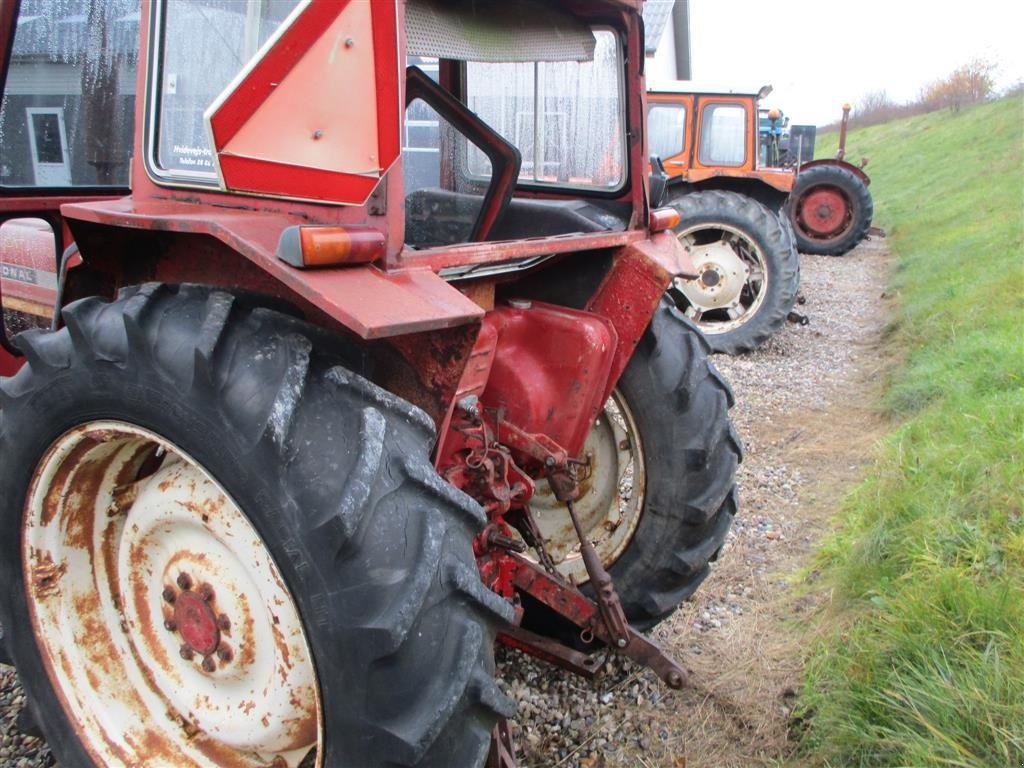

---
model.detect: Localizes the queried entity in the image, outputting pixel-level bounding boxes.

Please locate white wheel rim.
[23,421,321,768]
[674,222,770,334]
[528,389,645,583]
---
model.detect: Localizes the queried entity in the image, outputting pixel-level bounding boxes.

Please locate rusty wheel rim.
[673,222,768,334]
[23,421,321,768]
[528,389,645,583]
[797,186,851,238]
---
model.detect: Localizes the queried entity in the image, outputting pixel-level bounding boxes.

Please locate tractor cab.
[646,83,795,195]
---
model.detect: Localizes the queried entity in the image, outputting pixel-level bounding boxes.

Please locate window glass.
[403,98,491,248]
[0,0,138,188]
[648,104,686,160]
[698,103,746,166]
[154,0,300,178]
[465,30,624,190]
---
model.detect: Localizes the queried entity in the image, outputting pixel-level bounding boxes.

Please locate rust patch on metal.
[63,449,120,554]
[30,551,66,599]
[39,439,95,526]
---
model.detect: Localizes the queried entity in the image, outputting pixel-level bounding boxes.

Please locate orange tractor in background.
[0,1,740,766]
[647,85,874,353]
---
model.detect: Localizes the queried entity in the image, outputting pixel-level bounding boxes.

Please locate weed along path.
[502,235,894,768]
[0,238,892,768]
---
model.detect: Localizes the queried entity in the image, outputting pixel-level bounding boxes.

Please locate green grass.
[798,95,1024,767]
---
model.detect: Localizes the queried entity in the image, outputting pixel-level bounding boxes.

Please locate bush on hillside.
[919,58,996,112]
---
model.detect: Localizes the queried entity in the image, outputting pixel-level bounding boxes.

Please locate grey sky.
[668,0,1024,126]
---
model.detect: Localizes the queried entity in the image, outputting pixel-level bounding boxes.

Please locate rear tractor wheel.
[667,190,800,355]
[524,299,742,630]
[787,163,873,255]
[0,284,513,768]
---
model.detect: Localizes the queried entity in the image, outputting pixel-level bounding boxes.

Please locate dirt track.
[504,236,892,767]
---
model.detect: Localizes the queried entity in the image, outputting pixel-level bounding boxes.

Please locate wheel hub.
[527,390,645,582]
[164,577,234,672]
[173,589,219,656]
[677,241,749,311]
[799,186,849,236]
[700,270,721,287]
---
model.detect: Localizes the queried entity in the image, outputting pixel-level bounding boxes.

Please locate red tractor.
[761,102,875,257]
[0,1,739,766]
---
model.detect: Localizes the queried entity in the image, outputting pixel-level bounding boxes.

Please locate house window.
[0,0,137,188]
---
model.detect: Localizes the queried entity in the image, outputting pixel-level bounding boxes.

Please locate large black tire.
[605,300,742,625]
[787,163,873,255]
[522,299,741,634]
[668,190,800,355]
[0,283,513,768]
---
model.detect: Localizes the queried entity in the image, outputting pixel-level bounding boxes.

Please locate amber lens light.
[276,226,385,268]
[649,207,681,233]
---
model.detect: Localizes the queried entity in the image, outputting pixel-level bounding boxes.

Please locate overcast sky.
[665,0,1024,126]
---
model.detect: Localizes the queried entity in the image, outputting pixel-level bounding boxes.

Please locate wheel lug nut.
[198,583,215,603]
[179,644,194,661]
[202,656,217,673]
[164,618,178,632]
[217,614,231,632]
[162,586,176,604]
[216,643,233,663]
[176,572,193,591]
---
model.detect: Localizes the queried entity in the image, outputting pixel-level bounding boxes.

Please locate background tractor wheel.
[667,190,800,355]
[525,299,741,631]
[0,283,513,768]
[787,163,874,255]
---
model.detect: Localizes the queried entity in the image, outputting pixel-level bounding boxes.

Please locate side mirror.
[1,218,61,352]
[649,156,669,209]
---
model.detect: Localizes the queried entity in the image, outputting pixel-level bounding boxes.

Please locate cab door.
[646,93,693,179]
[691,96,756,175]
[0,0,135,373]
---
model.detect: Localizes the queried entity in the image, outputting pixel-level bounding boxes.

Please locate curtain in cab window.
[648,104,686,160]
[699,103,746,166]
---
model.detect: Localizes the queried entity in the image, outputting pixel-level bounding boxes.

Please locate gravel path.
[0,237,890,767]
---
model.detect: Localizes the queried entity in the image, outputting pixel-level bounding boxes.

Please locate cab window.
[648,103,686,160]
[698,102,746,166]
[151,0,301,181]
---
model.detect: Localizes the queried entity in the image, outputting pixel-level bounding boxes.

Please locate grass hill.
[799,95,1024,766]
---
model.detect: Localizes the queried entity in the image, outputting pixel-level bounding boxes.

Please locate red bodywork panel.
[61,198,484,339]
[0,219,57,321]
[482,303,617,458]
